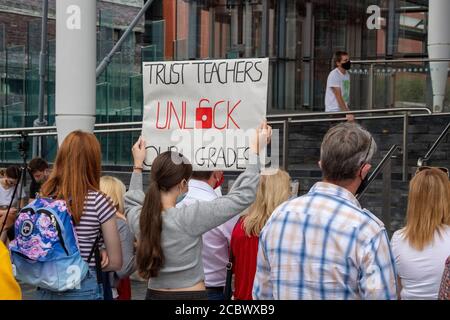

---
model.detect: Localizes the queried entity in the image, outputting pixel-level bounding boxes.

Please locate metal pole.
[244,0,253,58]
[428,0,450,113]
[382,157,392,236]
[402,112,409,181]
[33,0,49,157]
[368,64,374,110]
[96,0,155,78]
[282,118,290,170]
[261,0,269,57]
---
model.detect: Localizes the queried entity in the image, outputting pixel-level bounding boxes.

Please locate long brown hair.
[40,131,102,223]
[137,151,192,279]
[243,169,291,237]
[403,168,450,250]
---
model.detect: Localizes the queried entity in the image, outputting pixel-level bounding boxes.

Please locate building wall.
[0,0,144,49]
[102,0,144,8]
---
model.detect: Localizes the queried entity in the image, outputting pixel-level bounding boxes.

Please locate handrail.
[267,107,432,119]
[417,121,450,166]
[0,107,433,134]
[356,144,401,200]
[352,58,450,64]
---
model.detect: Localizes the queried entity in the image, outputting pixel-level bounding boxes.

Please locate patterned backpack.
[9,196,90,291]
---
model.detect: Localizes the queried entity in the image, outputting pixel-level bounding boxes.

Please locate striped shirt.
[75,190,116,267]
[253,182,397,300]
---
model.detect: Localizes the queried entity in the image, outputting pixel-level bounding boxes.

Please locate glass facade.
[0,0,448,164]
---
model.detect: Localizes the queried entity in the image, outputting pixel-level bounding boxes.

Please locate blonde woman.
[100,176,136,300]
[230,169,292,300]
[391,167,450,300]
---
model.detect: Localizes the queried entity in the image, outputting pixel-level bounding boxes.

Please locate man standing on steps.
[325,51,354,122]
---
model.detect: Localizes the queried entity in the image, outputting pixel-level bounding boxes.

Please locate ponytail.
[136,151,193,279]
[136,181,165,279]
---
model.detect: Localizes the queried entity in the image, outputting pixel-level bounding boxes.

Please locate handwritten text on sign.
[142,58,269,170]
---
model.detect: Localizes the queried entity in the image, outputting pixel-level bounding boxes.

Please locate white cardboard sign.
[142,58,269,170]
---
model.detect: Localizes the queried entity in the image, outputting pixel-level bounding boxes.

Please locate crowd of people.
[0,121,449,300]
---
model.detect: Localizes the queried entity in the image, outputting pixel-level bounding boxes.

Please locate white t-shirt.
[0,181,26,207]
[325,68,350,112]
[391,226,450,300]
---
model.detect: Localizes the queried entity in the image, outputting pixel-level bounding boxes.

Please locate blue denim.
[207,290,225,300]
[102,271,113,300]
[35,268,103,300]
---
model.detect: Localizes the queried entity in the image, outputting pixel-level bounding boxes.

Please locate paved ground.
[21,278,148,300]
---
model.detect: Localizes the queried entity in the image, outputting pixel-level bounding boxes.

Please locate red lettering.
[213,100,226,130]
[182,101,193,129]
[155,101,169,129]
[227,100,241,129]
[155,99,241,130]
[169,101,183,129]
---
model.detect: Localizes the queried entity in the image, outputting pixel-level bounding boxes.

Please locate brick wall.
[0,0,144,48]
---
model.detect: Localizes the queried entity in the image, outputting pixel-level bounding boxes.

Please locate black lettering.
[203,62,214,83]
[148,64,155,84]
[192,62,204,83]
[227,148,237,168]
[253,61,263,82]
[226,61,236,84]
[236,147,249,170]
[180,62,187,84]
[235,61,246,83]
[244,61,254,81]
[216,147,227,167]
[170,63,181,84]
[208,147,217,168]
[143,146,160,167]
[195,147,206,167]
[213,62,226,84]
[156,64,166,84]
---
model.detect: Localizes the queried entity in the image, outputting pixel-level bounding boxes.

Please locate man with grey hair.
[253,122,397,300]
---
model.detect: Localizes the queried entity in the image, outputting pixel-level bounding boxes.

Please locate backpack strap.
[224,217,242,300]
[87,234,103,285]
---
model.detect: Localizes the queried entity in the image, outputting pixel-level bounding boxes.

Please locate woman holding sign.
[124,122,271,300]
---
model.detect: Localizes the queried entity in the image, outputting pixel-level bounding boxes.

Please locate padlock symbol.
[195,99,213,129]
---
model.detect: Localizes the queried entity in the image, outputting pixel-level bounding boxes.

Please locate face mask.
[213,174,224,189]
[176,192,187,204]
[341,61,351,70]
[176,179,188,204]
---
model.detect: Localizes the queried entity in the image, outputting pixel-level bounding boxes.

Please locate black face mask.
[341,61,351,70]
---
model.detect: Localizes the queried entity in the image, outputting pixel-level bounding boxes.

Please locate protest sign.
[142,58,269,170]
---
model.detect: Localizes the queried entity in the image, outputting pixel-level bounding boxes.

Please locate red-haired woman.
[37,131,122,300]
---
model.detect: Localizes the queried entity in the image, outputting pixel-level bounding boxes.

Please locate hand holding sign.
[250,120,272,155]
[132,136,146,169]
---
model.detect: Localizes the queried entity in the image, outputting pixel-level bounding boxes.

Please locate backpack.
[8,196,90,292]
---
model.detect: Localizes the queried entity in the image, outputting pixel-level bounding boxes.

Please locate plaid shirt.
[253,182,397,300]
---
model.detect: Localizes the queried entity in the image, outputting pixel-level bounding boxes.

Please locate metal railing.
[351,58,450,111]
[356,144,401,235]
[269,107,432,181]
[0,107,434,181]
[417,121,450,166]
